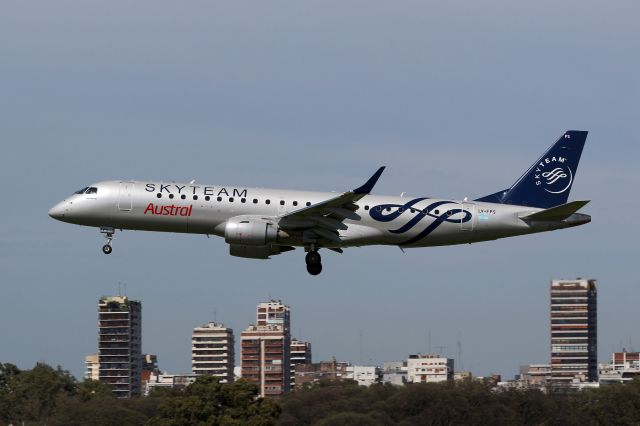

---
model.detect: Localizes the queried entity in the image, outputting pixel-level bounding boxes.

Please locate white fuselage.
[49,180,585,249]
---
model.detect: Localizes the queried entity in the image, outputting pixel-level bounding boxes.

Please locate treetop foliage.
[3,362,640,425]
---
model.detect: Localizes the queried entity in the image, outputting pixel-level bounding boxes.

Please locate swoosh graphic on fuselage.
[369,198,472,246]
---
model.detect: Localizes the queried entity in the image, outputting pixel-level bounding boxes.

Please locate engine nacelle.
[224,216,279,246]
[229,244,280,259]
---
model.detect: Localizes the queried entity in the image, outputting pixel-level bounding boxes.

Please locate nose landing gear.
[305,250,322,275]
[100,226,115,255]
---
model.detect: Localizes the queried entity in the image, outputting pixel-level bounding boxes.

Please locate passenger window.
[306,202,311,206]
[157,193,162,198]
[434,210,439,215]
[169,194,174,199]
[253,199,258,204]
[241,198,246,203]
[280,200,285,206]
[217,197,222,202]
[293,201,298,206]
[398,208,404,213]
[410,208,415,213]
[180,194,186,200]
[205,196,210,201]
[229,197,234,202]
[364,205,369,210]
[193,195,198,200]
[266,200,271,205]
[386,207,391,212]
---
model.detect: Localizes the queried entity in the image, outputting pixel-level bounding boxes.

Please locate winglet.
[353,166,386,194]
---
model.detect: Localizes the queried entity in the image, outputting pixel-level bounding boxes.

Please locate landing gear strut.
[305,250,322,275]
[100,226,115,255]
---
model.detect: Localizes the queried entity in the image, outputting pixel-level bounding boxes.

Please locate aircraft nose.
[48,201,66,220]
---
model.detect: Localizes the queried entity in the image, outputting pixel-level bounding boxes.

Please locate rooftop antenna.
[428,330,432,354]
[118,281,122,296]
[124,282,127,297]
[213,307,217,323]
[359,329,363,365]
[435,345,447,356]
[457,330,464,371]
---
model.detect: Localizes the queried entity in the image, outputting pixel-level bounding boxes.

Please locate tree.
[149,376,280,426]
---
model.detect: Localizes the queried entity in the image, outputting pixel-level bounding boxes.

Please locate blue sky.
[1,0,638,379]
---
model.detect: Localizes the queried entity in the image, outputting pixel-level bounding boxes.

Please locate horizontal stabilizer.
[520,200,590,222]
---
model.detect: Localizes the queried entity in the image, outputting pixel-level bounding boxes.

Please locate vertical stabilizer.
[475,130,587,208]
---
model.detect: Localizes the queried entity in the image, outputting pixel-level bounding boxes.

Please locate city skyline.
[1,1,638,382]
[82,280,609,390]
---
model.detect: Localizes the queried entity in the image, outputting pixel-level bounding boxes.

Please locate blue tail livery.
[475,130,587,208]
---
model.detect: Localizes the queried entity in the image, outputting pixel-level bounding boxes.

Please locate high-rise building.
[407,354,454,383]
[290,338,312,389]
[84,354,99,381]
[141,354,159,389]
[550,278,597,385]
[97,295,142,397]
[241,300,291,398]
[257,300,290,333]
[192,322,235,383]
[241,324,290,397]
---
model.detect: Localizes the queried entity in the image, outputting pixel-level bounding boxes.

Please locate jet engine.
[224,216,282,246]
[224,216,293,259]
[229,244,294,259]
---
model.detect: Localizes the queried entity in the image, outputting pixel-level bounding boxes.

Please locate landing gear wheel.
[102,244,112,255]
[306,263,322,275]
[305,251,321,265]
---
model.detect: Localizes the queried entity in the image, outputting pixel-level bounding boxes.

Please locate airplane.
[49,130,590,275]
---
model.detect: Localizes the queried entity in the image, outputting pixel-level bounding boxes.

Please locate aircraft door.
[118,181,134,212]
[461,202,474,231]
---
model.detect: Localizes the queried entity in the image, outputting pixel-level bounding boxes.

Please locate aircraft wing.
[277,167,385,245]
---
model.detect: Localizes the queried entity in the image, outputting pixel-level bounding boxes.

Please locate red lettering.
[143,203,193,217]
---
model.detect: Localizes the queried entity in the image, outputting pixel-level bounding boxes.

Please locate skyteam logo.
[369,198,472,246]
[534,156,573,194]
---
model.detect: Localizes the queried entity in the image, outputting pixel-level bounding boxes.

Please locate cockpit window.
[86,187,98,194]
[74,187,89,194]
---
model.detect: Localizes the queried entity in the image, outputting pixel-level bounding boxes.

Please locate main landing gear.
[305,250,322,276]
[100,226,115,255]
